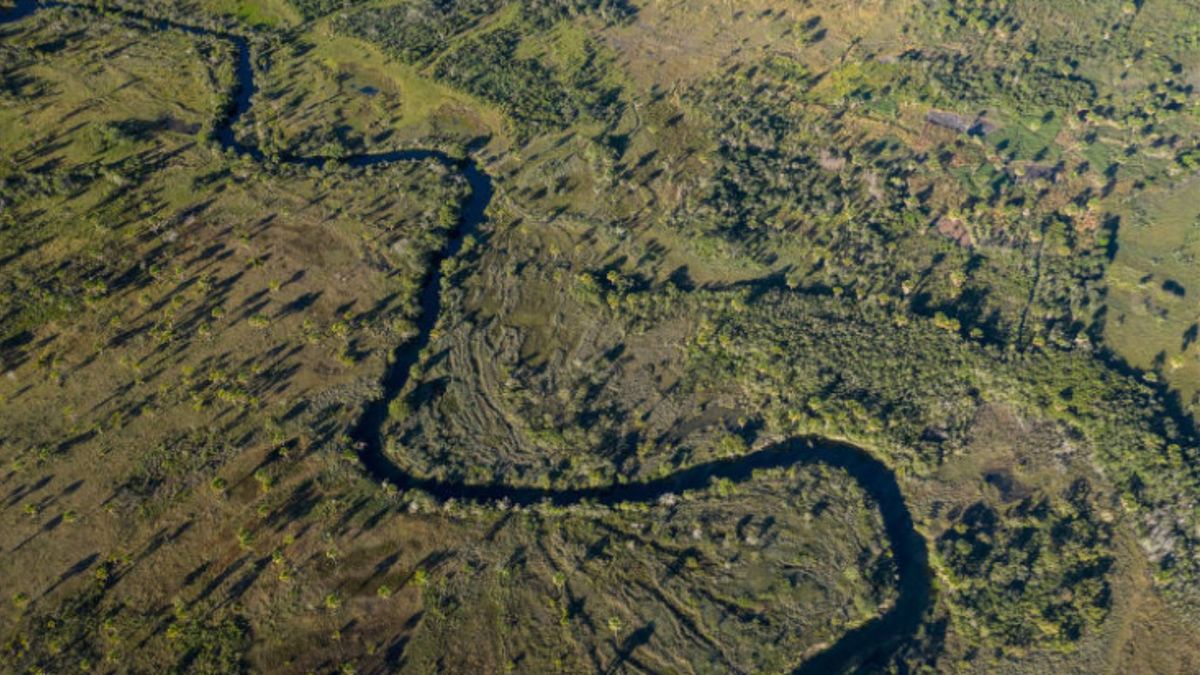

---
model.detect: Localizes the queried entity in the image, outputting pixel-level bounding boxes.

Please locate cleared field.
[1105,177,1200,405]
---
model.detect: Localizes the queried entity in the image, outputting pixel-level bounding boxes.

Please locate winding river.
[2,2,933,671]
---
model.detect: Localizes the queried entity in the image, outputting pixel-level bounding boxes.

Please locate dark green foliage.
[938,482,1113,654]
[0,557,141,673]
[434,27,580,135]
[334,0,500,63]
[1,585,110,672]
[918,52,1098,112]
[338,0,625,138]
[333,0,631,55]
[0,42,44,100]
[1178,146,1200,169]
[687,291,982,468]
[519,0,635,27]
[675,63,917,257]
[4,588,250,674]
[930,0,1021,34]
[166,607,251,674]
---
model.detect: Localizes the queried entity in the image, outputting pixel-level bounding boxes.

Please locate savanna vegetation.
[7,0,1200,673]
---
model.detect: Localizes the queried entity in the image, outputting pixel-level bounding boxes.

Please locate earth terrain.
[5,0,1200,673]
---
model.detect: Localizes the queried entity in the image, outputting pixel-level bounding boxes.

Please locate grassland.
[204,0,300,27]
[1104,177,1200,402]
